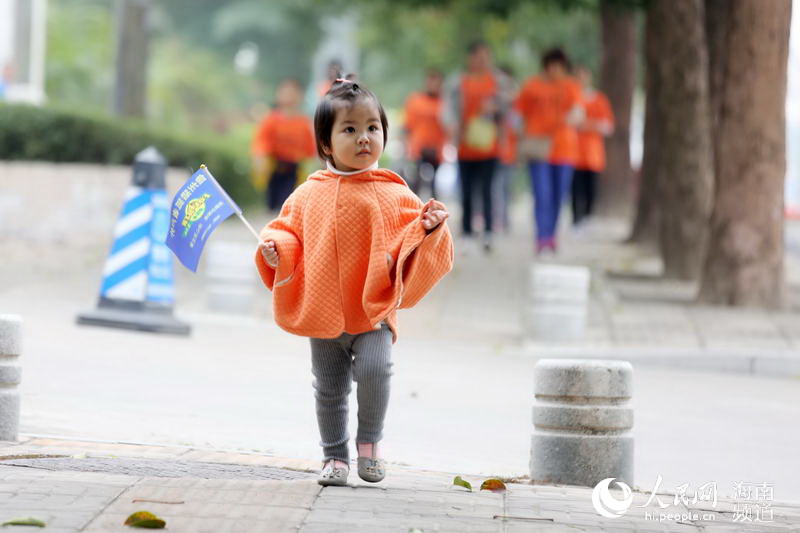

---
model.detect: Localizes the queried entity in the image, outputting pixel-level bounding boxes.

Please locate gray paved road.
[2,202,800,504]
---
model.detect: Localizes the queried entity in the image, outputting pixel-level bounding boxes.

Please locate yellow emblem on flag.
[181,193,211,236]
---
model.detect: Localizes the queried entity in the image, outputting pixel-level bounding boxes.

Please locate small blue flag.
[166,166,240,272]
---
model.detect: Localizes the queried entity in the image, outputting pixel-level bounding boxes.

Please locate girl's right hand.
[259,240,279,268]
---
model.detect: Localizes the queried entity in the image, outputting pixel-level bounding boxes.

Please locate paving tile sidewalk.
[1,437,798,532]
[519,214,800,378]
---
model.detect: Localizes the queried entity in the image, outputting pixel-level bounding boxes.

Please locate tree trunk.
[596,0,637,216]
[651,0,713,280]
[628,6,661,246]
[699,0,791,307]
[113,0,149,118]
[704,0,729,133]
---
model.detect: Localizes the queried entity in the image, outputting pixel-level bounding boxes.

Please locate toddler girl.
[255,79,454,486]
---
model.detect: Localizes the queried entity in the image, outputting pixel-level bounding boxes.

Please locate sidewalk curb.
[523,344,800,378]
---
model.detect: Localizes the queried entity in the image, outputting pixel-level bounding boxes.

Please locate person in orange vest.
[443,40,513,253]
[573,66,614,225]
[256,79,454,487]
[251,79,316,212]
[515,48,583,254]
[403,68,447,199]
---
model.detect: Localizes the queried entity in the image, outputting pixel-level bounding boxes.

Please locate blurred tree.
[649,0,713,280]
[148,37,259,133]
[46,0,328,136]
[355,0,600,108]
[46,0,114,111]
[596,0,636,214]
[699,0,791,306]
[628,6,661,247]
[704,0,728,134]
[113,0,149,118]
[153,1,325,88]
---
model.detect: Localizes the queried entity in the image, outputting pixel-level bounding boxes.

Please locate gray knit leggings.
[310,323,394,462]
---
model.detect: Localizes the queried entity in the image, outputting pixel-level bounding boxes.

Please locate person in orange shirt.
[443,40,512,252]
[404,68,447,199]
[252,79,316,212]
[573,66,614,225]
[255,80,453,487]
[515,48,583,254]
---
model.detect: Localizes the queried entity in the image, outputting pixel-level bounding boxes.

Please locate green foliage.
[0,104,255,205]
[148,37,261,132]
[153,0,328,87]
[356,0,601,107]
[385,0,645,14]
[45,0,273,141]
[45,0,114,112]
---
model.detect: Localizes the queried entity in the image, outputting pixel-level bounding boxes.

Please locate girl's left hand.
[421,199,449,232]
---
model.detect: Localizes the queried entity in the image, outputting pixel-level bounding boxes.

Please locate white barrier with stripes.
[99,186,174,305]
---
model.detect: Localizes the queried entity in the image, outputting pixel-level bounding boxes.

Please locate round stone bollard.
[531,359,633,488]
[0,315,22,441]
[525,264,590,342]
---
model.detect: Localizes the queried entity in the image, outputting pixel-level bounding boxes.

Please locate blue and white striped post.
[77,147,190,335]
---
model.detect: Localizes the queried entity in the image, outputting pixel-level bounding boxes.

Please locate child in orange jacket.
[255,79,454,486]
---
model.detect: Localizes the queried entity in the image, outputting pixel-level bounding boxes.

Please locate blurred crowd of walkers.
[250,42,614,256]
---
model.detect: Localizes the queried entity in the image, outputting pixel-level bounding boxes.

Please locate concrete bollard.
[0,315,22,441]
[525,264,590,342]
[530,359,633,488]
[206,241,258,314]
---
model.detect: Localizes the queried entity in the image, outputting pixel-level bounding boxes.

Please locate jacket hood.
[307,168,408,186]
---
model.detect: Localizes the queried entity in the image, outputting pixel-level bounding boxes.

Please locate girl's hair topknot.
[313,78,389,161]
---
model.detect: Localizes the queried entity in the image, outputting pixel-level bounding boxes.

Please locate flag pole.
[200,164,261,243]
[237,212,262,243]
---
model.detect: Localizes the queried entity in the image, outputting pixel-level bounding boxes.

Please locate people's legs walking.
[479,158,497,238]
[585,169,597,218]
[572,169,590,225]
[409,159,423,196]
[419,149,440,200]
[428,162,439,200]
[493,163,513,232]
[263,172,273,211]
[458,160,475,236]
[267,171,282,211]
[268,162,298,211]
[529,160,554,249]
[550,164,574,248]
[310,336,353,463]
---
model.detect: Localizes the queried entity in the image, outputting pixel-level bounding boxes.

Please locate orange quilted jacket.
[254,167,454,342]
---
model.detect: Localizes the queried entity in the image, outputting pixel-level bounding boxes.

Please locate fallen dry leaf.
[124,511,166,529]
[480,478,507,492]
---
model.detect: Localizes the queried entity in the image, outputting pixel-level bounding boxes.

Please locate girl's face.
[326,98,384,172]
